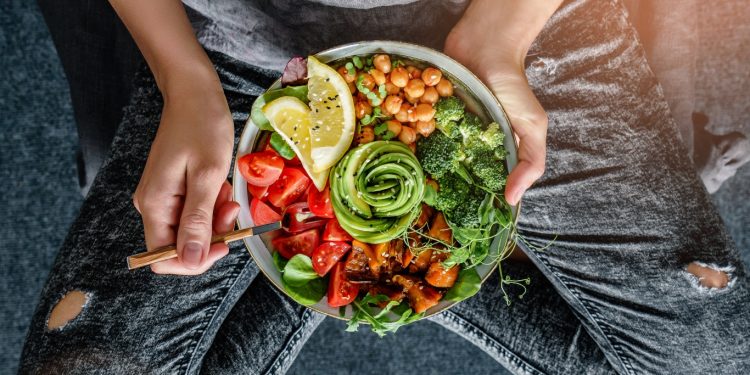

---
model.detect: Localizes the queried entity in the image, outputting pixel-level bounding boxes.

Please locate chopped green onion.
[374,122,389,135]
[345,62,355,76]
[352,56,364,69]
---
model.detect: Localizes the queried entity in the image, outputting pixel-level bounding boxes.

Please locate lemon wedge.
[262,96,328,190]
[306,56,355,172]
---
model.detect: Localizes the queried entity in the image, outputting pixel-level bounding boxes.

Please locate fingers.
[486,70,548,205]
[176,165,227,269]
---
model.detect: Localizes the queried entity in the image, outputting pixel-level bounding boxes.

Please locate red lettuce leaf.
[281,56,308,86]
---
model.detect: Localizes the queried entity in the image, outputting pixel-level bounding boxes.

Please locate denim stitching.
[434,310,545,375]
[182,256,251,374]
[519,239,632,375]
[265,309,318,375]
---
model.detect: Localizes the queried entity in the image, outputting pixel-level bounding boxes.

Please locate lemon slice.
[263,96,328,190]
[307,56,355,172]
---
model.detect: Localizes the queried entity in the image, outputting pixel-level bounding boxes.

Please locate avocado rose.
[330,141,425,243]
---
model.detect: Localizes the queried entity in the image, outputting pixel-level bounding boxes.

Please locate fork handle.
[126,228,255,270]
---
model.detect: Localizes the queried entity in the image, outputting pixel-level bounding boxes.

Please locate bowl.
[232,41,519,320]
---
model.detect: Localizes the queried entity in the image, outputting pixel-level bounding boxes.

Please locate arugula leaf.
[444,268,482,302]
[281,254,326,306]
[346,294,424,337]
[250,85,309,131]
[269,132,296,160]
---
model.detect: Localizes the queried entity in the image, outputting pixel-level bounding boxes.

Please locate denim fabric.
[19,0,750,374]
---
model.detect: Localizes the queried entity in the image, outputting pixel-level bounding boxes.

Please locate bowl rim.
[232,40,522,321]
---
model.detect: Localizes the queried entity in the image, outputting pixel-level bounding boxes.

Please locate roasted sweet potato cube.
[408,248,433,273]
[424,263,460,288]
[413,204,434,228]
[345,244,378,282]
[406,282,443,313]
[427,212,452,244]
[368,284,406,308]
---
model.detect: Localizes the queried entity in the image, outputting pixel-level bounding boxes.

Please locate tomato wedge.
[312,242,352,276]
[238,151,285,186]
[283,202,327,233]
[247,183,269,200]
[307,185,334,218]
[272,229,320,259]
[250,198,281,225]
[322,219,353,242]
[267,167,311,208]
[328,261,360,307]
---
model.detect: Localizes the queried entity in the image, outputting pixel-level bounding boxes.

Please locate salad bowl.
[232,41,519,326]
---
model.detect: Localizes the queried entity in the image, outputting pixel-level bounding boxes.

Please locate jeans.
[20,0,750,374]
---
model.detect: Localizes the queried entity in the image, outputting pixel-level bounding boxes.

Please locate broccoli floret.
[434,96,465,138]
[416,131,462,179]
[479,122,505,150]
[434,172,470,212]
[458,112,482,139]
[446,189,484,228]
[467,149,507,191]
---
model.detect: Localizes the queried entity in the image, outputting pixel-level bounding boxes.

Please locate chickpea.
[357,126,375,144]
[421,67,442,86]
[415,103,436,122]
[355,101,373,119]
[395,103,410,122]
[385,120,402,137]
[398,125,417,144]
[420,86,439,104]
[390,67,409,88]
[337,66,356,83]
[436,78,453,97]
[407,105,418,122]
[383,95,403,115]
[357,73,375,92]
[404,79,425,99]
[406,66,422,79]
[348,81,356,94]
[373,54,392,74]
[415,119,436,137]
[369,69,386,86]
[385,82,400,95]
[404,91,419,104]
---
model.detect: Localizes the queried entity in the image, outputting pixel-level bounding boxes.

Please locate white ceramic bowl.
[232,41,519,320]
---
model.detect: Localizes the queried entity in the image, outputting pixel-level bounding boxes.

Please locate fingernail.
[183,242,203,268]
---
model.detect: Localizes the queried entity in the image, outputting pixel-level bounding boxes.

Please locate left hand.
[443,0,561,205]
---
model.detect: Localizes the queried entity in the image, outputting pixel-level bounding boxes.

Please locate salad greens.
[443,268,482,302]
[345,294,424,337]
[269,132,296,160]
[251,85,309,131]
[277,254,326,306]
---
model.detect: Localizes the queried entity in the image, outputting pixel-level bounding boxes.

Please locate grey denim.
[20,0,750,374]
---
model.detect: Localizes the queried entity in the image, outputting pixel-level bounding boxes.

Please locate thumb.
[486,69,548,205]
[177,166,225,269]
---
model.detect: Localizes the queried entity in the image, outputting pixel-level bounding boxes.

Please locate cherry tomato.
[312,242,352,276]
[272,228,320,259]
[267,167,311,208]
[327,262,360,307]
[250,197,282,225]
[283,202,327,233]
[307,185,334,218]
[247,183,269,201]
[322,219,353,242]
[238,151,285,186]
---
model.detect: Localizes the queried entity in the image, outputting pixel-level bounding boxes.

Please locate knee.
[47,290,89,330]
[685,262,732,290]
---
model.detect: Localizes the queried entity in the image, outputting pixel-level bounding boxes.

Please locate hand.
[444,0,560,205]
[133,78,238,275]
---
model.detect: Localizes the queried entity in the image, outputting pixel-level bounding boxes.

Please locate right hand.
[133,77,239,275]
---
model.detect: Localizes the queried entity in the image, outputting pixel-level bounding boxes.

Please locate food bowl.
[232,41,519,322]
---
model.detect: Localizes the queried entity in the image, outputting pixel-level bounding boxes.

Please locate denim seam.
[182,255,252,374]
[437,310,545,375]
[518,240,632,375]
[264,308,316,375]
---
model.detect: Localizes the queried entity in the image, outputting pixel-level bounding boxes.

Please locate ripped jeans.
[20,0,750,374]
